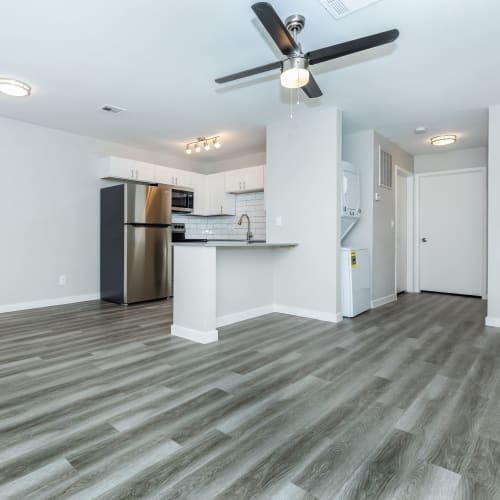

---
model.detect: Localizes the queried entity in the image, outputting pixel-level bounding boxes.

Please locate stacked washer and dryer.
[341,162,371,317]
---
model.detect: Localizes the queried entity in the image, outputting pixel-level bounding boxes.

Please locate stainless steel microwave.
[171,188,194,213]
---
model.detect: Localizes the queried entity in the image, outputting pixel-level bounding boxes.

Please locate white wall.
[487,106,500,326]
[201,151,266,174]
[0,116,191,311]
[414,147,488,173]
[266,107,342,322]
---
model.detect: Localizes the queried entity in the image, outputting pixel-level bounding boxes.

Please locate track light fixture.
[185,136,221,154]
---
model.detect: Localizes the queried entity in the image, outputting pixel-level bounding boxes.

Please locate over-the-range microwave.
[171,187,194,213]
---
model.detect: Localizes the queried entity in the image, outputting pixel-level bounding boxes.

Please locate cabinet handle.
[131,168,134,178]
[136,170,139,179]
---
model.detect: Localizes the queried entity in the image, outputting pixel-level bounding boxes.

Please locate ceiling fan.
[215,2,399,98]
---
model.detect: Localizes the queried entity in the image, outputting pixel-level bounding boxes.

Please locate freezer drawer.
[125,225,170,304]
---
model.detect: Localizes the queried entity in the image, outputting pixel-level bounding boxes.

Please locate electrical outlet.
[59,275,67,286]
[275,216,283,227]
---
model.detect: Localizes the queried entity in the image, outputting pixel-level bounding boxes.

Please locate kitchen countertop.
[172,241,298,248]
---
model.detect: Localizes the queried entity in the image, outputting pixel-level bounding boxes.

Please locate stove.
[171,223,208,243]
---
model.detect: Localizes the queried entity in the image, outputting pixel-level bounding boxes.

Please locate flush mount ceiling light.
[0,78,31,97]
[430,135,456,147]
[186,136,221,154]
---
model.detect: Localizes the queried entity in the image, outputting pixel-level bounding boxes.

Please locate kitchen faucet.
[238,214,253,241]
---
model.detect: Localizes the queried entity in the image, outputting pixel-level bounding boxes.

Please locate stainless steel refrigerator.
[100,183,172,304]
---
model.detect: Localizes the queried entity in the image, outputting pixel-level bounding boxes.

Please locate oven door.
[171,189,194,213]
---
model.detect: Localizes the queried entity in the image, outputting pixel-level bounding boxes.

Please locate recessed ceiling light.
[0,78,31,97]
[415,126,426,134]
[430,135,456,147]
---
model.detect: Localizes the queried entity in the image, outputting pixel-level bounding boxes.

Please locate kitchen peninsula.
[171,241,297,343]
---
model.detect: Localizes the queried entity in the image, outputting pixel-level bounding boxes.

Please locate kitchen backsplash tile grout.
[172,192,266,240]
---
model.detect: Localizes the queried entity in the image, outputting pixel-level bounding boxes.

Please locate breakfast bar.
[171,242,297,343]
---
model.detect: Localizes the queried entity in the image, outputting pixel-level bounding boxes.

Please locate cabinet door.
[135,162,156,183]
[224,170,242,193]
[208,173,235,215]
[191,174,207,215]
[155,166,176,185]
[175,169,193,188]
[242,165,264,192]
[100,157,138,181]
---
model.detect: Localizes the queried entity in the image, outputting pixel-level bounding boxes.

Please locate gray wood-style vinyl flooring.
[0,293,499,499]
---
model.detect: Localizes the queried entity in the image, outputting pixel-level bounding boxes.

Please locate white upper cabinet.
[190,173,208,216]
[99,156,155,183]
[207,173,236,216]
[225,165,265,193]
[99,157,263,217]
[155,166,192,188]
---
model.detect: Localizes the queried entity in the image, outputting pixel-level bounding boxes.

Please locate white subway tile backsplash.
[172,192,266,240]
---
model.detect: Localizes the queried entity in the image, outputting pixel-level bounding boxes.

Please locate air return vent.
[100,104,126,114]
[379,147,393,189]
[318,0,382,19]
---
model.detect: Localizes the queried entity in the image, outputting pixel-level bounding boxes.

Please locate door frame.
[395,166,415,294]
[414,167,487,297]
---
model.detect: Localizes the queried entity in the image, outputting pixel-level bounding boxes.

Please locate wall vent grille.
[318,0,381,19]
[379,148,393,189]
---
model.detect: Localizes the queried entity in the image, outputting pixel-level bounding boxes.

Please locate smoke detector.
[318,0,382,19]
[100,104,126,114]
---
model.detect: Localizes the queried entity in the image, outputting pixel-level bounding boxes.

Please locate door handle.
[421,237,428,243]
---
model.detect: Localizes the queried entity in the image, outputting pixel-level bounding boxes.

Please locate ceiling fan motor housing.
[285,14,305,37]
[282,56,309,73]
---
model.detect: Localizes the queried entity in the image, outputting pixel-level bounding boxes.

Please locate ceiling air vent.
[100,104,126,115]
[318,0,382,19]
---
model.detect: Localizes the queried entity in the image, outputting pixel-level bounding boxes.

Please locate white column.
[171,245,218,343]
[266,106,343,322]
[487,105,500,327]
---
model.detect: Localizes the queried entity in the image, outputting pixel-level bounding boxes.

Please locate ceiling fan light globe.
[281,68,310,89]
[280,57,310,89]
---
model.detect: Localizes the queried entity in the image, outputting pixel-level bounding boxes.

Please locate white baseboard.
[371,294,397,309]
[273,304,342,323]
[0,293,100,314]
[217,306,275,328]
[171,324,218,344]
[485,316,500,328]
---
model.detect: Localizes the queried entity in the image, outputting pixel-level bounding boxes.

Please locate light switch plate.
[275,216,283,226]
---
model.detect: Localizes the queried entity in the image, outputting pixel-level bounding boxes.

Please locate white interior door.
[419,169,485,297]
[396,173,407,293]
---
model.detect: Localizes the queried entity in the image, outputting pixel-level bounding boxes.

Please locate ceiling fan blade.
[301,73,323,98]
[307,29,399,66]
[252,2,299,56]
[215,61,281,84]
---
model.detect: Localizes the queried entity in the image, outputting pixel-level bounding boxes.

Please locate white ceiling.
[0,0,498,162]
